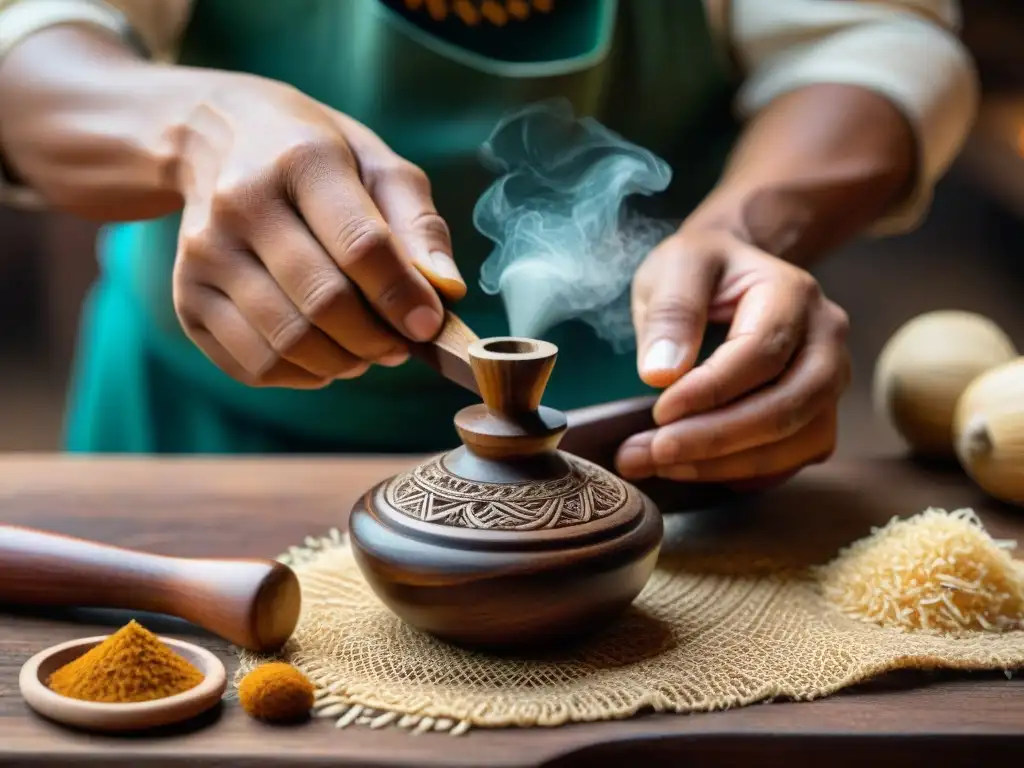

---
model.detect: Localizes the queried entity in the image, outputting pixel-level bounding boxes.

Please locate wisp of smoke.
[473,99,676,352]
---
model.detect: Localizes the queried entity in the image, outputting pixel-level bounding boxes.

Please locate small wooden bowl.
[19,635,227,732]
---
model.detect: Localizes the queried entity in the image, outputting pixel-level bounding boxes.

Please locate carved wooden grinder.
[351,318,665,649]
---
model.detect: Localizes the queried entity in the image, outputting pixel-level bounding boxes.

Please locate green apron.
[64,0,739,454]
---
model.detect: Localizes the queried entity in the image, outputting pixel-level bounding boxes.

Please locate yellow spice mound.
[48,620,205,703]
[819,507,1024,636]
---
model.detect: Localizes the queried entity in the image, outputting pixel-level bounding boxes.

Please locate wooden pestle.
[0,524,300,653]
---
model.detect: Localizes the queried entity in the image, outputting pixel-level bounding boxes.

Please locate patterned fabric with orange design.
[403,0,554,27]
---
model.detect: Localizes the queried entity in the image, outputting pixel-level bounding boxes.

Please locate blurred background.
[1,1,1023,452]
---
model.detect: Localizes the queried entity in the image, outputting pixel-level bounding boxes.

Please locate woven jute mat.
[235,507,1024,735]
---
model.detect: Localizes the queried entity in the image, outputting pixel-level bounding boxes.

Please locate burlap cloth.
[235,507,1024,735]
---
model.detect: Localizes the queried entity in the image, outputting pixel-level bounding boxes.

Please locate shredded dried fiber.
[818,508,1024,635]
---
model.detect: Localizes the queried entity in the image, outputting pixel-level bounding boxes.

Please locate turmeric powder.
[238,662,315,722]
[48,620,204,703]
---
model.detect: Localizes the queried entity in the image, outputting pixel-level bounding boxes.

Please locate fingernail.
[650,431,680,464]
[333,362,371,380]
[616,446,653,479]
[642,339,683,375]
[426,251,463,283]
[403,306,442,342]
[660,464,699,481]
[378,350,410,367]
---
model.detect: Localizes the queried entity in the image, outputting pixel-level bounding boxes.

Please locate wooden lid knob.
[452,337,566,462]
[468,337,558,416]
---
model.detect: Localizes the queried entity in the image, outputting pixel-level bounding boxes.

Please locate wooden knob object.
[350,336,664,650]
[0,525,301,653]
[407,311,742,509]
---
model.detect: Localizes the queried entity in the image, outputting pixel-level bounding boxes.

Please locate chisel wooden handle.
[0,524,300,652]
[407,309,482,395]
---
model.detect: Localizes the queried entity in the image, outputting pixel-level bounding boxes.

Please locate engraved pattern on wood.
[383,455,629,530]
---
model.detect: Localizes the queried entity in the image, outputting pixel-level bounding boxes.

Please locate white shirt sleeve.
[0,0,188,62]
[728,0,980,235]
[0,0,132,58]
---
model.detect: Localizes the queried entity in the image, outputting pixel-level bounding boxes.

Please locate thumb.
[633,239,720,389]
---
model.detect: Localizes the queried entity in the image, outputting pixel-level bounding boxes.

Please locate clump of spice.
[238,662,315,722]
[47,620,204,703]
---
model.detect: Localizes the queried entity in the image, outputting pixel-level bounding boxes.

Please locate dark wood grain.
[0,524,300,653]
[351,335,664,649]
[1,448,1022,766]
[348,470,662,650]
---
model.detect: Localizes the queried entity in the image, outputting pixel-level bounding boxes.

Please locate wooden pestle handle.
[562,396,746,510]
[560,395,658,470]
[0,524,300,653]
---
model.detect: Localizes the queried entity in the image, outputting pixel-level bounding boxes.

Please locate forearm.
[0,25,193,220]
[687,0,979,269]
[684,83,917,269]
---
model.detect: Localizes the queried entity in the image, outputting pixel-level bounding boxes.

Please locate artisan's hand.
[616,228,851,484]
[172,74,466,388]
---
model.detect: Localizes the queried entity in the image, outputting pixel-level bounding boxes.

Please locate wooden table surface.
[1,444,1023,767]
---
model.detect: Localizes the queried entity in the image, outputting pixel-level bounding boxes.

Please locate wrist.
[131,64,243,200]
[682,183,820,267]
[111,63,194,200]
[681,85,917,269]
[159,68,308,200]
